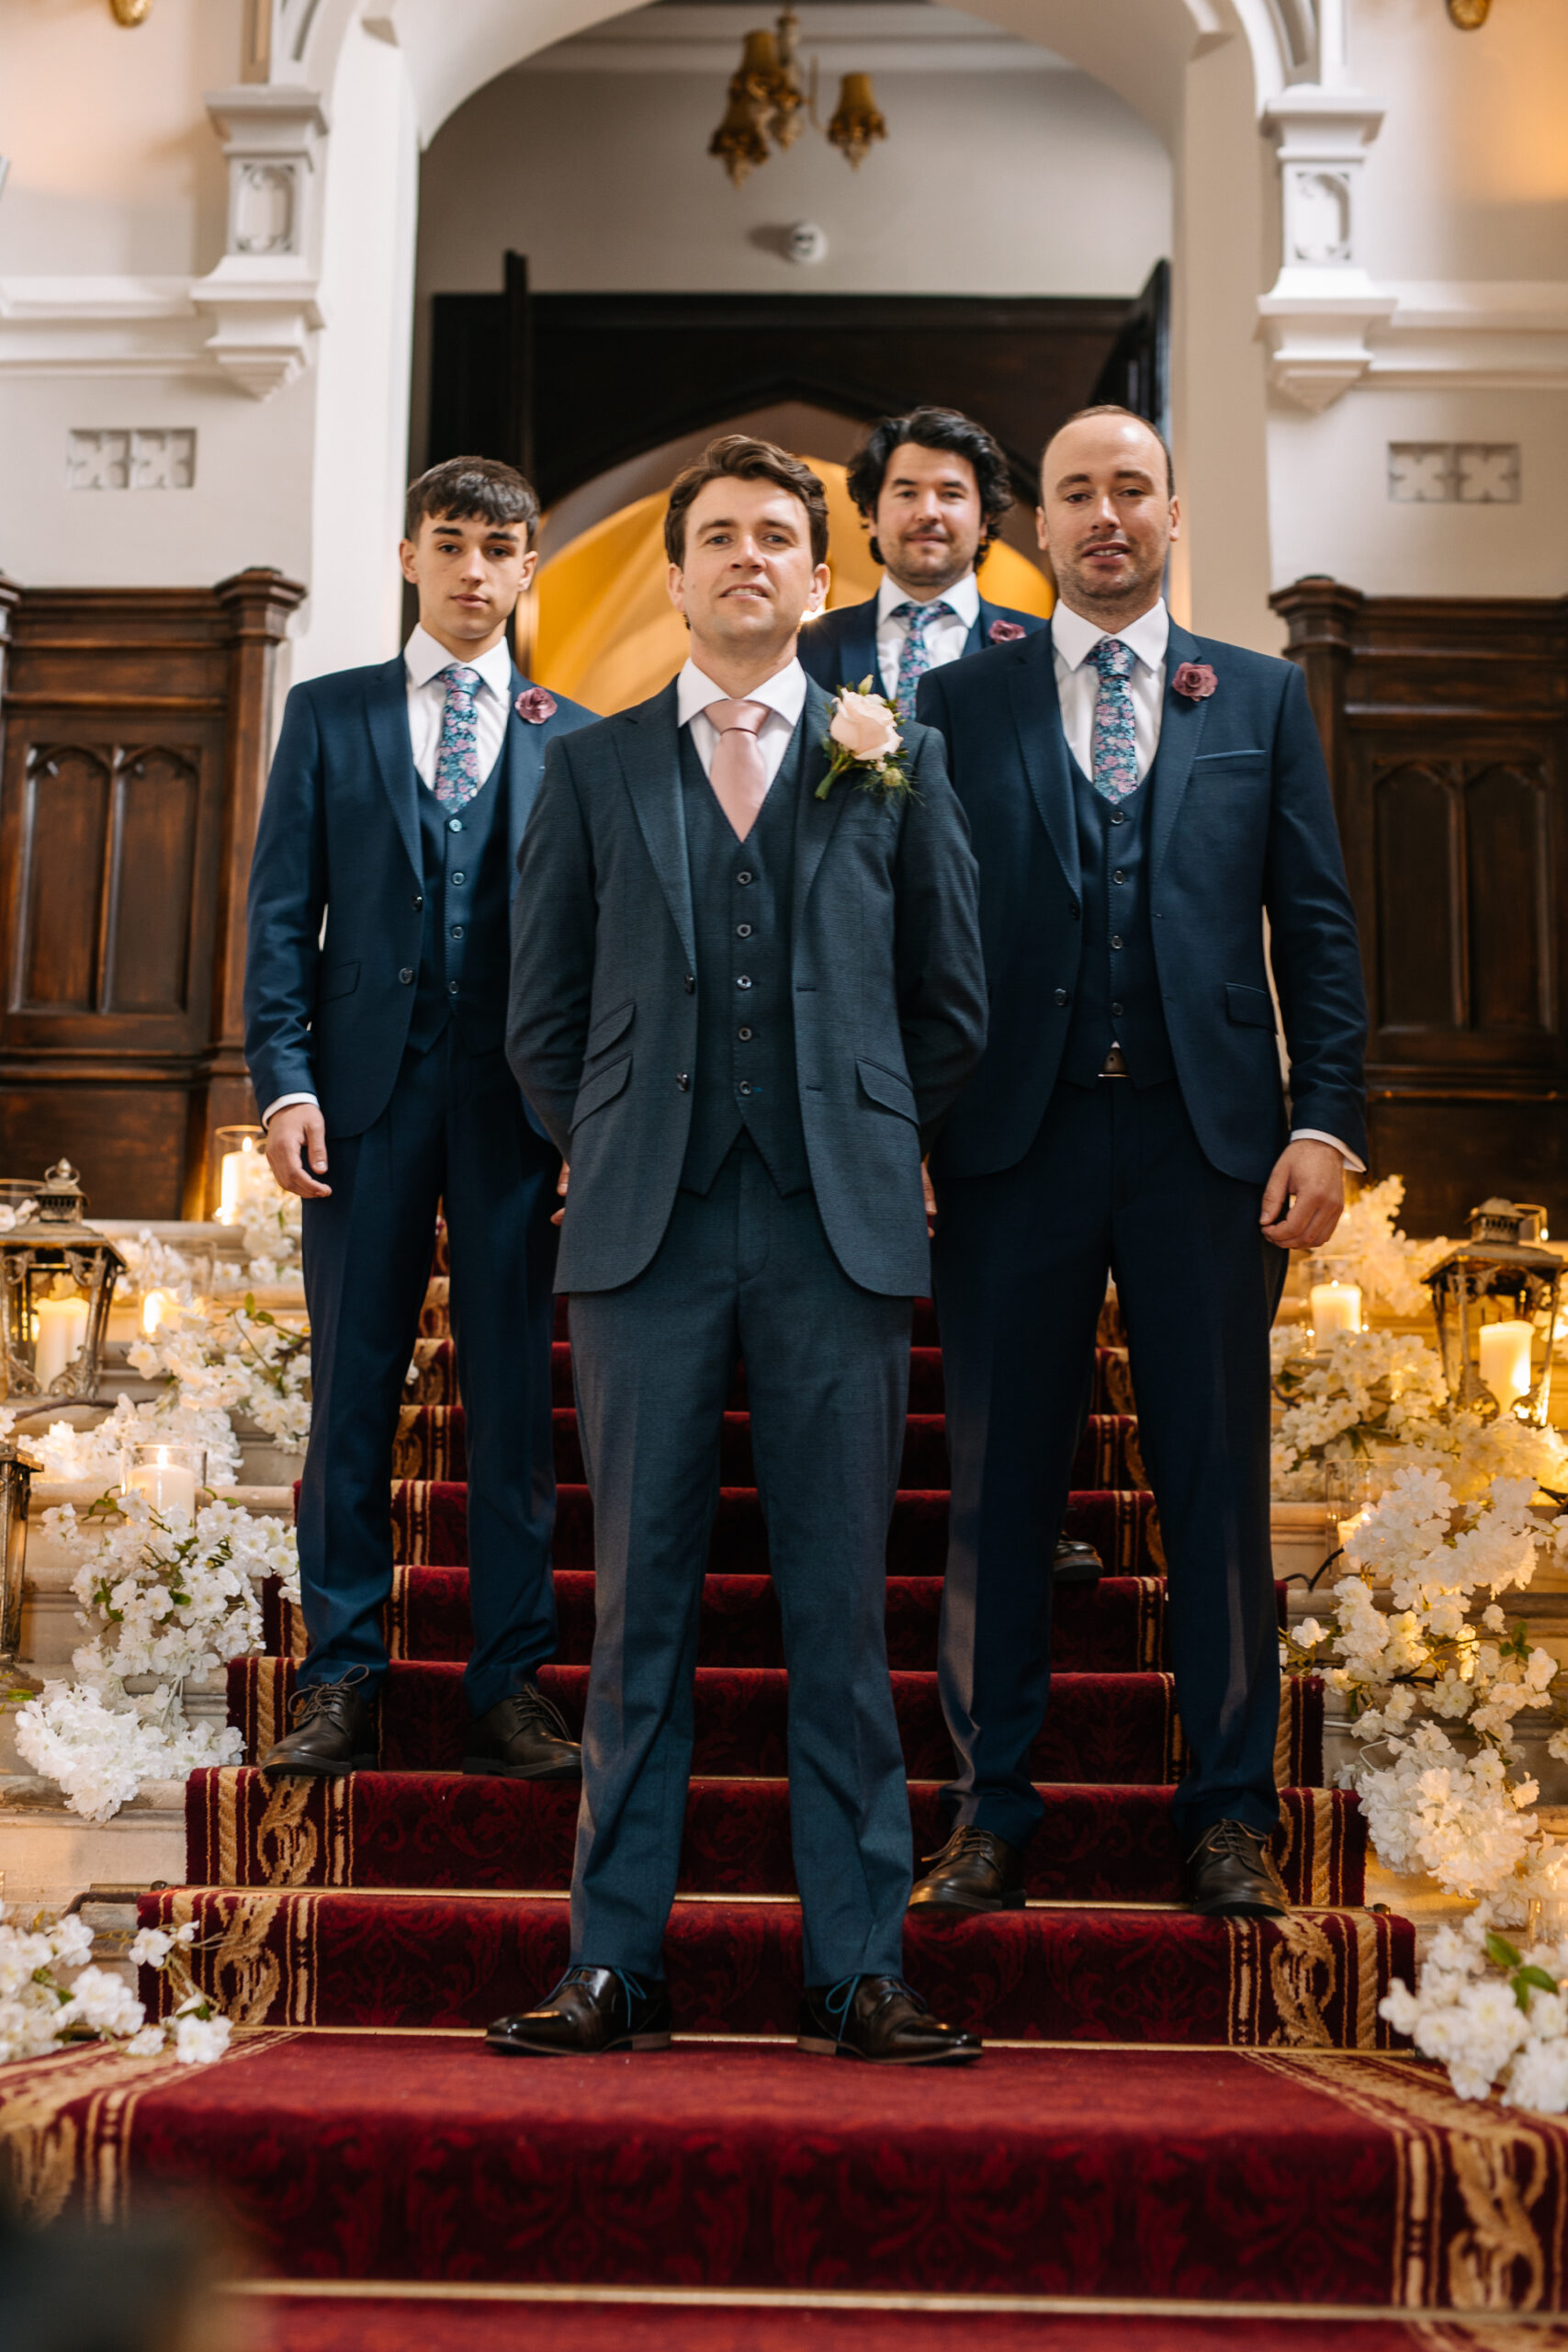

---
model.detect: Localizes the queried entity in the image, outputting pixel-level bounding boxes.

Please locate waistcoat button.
[1054,989,1068,1007]
[399,968,413,984]
[451,871,466,887]
[737,975,752,989]
[676,1072,690,1091]
[736,923,752,938]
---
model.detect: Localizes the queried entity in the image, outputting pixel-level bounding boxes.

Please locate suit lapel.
[1147,621,1212,885]
[1008,626,1080,902]
[791,680,850,926]
[502,665,547,866]
[839,600,881,696]
[617,681,696,969]
[365,655,422,883]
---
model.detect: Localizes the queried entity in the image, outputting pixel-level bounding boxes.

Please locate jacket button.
[737,1080,752,1098]
[450,925,465,940]
[676,1072,690,1091]
[684,974,695,993]
[1110,935,1123,951]
[412,895,423,911]
[399,968,413,984]
[1054,989,1068,1007]
[447,980,459,996]
[737,871,754,887]
[738,1026,752,1042]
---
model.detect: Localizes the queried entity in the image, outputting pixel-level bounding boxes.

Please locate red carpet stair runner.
[7,1255,1568,2338]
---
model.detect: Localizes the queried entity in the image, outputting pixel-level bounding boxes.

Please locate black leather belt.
[1099,1044,1129,1078]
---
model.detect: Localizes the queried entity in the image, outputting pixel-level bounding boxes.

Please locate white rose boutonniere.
[818,679,912,804]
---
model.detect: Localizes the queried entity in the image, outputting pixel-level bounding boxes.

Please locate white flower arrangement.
[1322,1174,1452,1317]
[0,1902,231,2067]
[1381,1917,1568,2110]
[20,1395,242,1490]
[11,1492,299,1822]
[129,1295,310,1452]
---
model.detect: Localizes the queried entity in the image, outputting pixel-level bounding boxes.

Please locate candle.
[34,1296,88,1386]
[1310,1281,1362,1342]
[126,1446,197,1518]
[1480,1319,1534,1411]
[141,1288,176,1338]
[217,1133,273,1225]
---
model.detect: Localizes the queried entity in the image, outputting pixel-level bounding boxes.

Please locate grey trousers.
[567,1138,915,1985]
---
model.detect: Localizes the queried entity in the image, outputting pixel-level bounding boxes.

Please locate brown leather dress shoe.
[1054,1534,1102,1582]
[462,1683,581,1781]
[486,1966,672,2055]
[262,1674,376,1777]
[908,1825,1026,1916]
[1186,1819,1290,1919]
[797,1974,981,2064]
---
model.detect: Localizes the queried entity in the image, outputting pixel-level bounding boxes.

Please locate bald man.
[910,404,1368,1922]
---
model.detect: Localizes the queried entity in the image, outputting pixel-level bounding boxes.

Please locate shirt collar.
[1052,596,1169,676]
[875,570,980,631]
[677,655,807,731]
[404,624,515,701]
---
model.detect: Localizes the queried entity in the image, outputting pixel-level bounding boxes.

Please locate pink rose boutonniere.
[514,686,558,724]
[818,679,911,803]
[987,618,1027,644]
[1172,662,1218,702]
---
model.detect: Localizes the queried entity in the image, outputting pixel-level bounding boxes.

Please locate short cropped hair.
[1041,405,1175,499]
[846,406,1014,566]
[665,435,830,568]
[404,456,541,548]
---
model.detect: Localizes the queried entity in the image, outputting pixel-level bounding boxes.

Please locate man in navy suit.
[243,456,597,1779]
[798,406,1044,710]
[910,405,1367,1921]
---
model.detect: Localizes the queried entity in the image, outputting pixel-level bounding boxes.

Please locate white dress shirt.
[1049,594,1361,1170]
[262,626,514,1126]
[677,654,807,785]
[874,570,980,701]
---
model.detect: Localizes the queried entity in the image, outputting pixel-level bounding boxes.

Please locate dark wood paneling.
[430,276,1139,505]
[0,571,305,1218]
[1274,579,1568,1234]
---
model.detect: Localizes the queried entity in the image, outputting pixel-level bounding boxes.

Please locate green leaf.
[1486,1929,1524,1970]
[1517,1964,1560,1996]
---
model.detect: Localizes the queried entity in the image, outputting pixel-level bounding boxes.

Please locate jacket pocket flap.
[1225,982,1276,1030]
[857,1056,919,1122]
[570,1054,631,1127]
[317,961,359,1003]
[587,997,634,1055]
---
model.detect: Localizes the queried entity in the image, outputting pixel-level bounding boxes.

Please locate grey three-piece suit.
[508,673,986,1984]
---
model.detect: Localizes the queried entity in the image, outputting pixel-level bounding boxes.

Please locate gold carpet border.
[1246,2050,1568,2314]
[220,2278,1568,2330]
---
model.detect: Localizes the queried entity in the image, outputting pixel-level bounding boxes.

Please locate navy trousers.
[567,1139,914,1986]
[931,1077,1287,1851]
[298,1029,559,1716]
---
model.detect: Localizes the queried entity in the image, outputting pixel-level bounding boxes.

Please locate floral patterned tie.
[1089,635,1139,803]
[433,663,483,808]
[890,600,954,722]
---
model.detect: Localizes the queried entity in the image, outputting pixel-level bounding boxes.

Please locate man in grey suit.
[492,435,987,2064]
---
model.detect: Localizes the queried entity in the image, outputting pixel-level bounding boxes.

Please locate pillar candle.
[218,1136,273,1225]
[126,1449,197,1518]
[1479,1319,1534,1411]
[34,1296,88,1386]
[1310,1281,1362,1342]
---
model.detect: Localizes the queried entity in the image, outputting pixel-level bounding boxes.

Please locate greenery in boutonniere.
[818,680,913,802]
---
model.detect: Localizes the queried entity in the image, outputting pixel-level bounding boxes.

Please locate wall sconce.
[710,7,886,187]
[1446,0,1491,21]
[108,0,152,21]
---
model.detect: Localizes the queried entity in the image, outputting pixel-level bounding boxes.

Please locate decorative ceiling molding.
[523,5,1072,74]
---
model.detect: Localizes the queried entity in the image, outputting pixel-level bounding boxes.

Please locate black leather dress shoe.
[1054,1534,1102,1582]
[486,1966,672,2055]
[1186,1819,1290,1919]
[797,1975,980,2064]
[908,1826,1026,1917]
[262,1674,376,1777]
[462,1683,581,1781]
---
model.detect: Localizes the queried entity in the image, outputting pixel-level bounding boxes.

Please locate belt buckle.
[1100,1044,1129,1079]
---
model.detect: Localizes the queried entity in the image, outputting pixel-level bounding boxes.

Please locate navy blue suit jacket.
[244,654,597,1138]
[917,618,1367,1187]
[798,591,1045,698]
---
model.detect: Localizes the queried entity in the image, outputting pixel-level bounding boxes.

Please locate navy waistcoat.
[1059,752,1175,1090]
[678,722,811,1197]
[407,750,511,1058]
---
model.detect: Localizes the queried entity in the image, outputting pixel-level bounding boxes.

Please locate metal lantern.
[1423,1197,1565,1426]
[0,1160,126,1403]
[0,1442,32,1668]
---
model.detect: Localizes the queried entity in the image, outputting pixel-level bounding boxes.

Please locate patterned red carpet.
[5,1270,1558,2335]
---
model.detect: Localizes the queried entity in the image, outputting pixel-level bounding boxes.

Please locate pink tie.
[706,699,770,841]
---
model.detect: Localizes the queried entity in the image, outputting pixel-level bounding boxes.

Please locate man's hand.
[552,1161,570,1227]
[922,1159,938,1240]
[1260,1138,1344,1251]
[265,1104,332,1200]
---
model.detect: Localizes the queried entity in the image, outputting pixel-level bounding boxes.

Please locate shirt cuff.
[1291,1127,1366,1174]
[262,1092,319,1128]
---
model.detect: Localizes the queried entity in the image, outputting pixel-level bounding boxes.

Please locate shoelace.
[823,1973,927,2043]
[1191,1819,1267,1866]
[288,1670,370,1727]
[509,1683,570,1736]
[924,1825,995,1870]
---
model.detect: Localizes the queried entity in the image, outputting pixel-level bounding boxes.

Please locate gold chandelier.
[709,6,887,187]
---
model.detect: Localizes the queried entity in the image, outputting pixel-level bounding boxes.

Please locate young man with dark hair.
[493,435,988,2063]
[244,455,599,1779]
[799,405,1044,711]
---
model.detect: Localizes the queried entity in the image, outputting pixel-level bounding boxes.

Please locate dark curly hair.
[404,455,541,548]
[845,407,1014,566]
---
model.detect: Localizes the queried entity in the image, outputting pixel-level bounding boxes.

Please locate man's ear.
[399,537,420,584]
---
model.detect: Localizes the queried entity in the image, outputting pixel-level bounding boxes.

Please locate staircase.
[7,1250,1563,2346]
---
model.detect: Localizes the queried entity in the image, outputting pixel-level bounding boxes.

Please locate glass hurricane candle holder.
[120,1442,206,1519]
[214,1126,273,1226]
